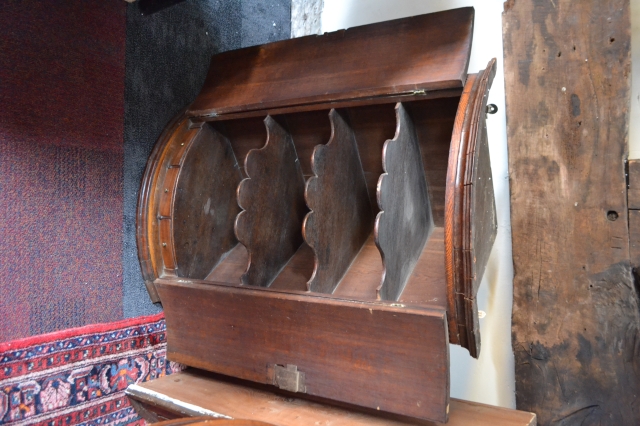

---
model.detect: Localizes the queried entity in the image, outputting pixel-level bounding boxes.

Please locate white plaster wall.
[322,0,515,408]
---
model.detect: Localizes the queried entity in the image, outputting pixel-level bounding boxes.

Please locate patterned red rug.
[0,312,182,425]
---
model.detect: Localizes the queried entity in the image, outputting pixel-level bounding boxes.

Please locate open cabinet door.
[446,59,498,358]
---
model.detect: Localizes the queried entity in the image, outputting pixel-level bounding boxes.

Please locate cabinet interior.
[169,95,460,313]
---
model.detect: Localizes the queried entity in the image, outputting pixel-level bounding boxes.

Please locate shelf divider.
[235,116,307,288]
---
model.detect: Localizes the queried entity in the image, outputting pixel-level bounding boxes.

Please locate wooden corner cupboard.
[136,7,498,423]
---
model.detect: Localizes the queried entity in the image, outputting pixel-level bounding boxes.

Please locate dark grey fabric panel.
[241,1,291,47]
[123,0,291,317]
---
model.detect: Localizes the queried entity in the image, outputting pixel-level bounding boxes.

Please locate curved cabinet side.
[445,58,498,357]
[136,112,194,303]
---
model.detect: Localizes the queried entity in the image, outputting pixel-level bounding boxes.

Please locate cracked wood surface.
[504,0,640,424]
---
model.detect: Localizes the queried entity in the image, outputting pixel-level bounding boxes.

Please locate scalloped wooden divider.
[445,59,497,357]
[303,109,374,294]
[235,116,307,288]
[375,103,434,301]
[172,124,243,279]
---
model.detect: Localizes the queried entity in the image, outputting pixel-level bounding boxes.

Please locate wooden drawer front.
[156,279,450,423]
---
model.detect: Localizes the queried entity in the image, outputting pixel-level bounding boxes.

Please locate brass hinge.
[273,365,306,393]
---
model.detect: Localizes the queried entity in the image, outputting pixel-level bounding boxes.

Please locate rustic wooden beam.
[503,0,640,424]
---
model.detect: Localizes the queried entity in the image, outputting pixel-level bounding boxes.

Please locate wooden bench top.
[126,369,536,426]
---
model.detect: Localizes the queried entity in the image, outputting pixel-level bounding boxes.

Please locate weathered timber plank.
[503,0,640,424]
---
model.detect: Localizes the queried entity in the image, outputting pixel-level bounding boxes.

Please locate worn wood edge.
[444,74,477,344]
[192,89,464,123]
[154,277,446,315]
[157,126,204,278]
[136,110,191,303]
[190,82,467,118]
[126,384,230,420]
[444,58,497,357]
[459,58,497,358]
[303,109,374,293]
[156,279,449,423]
[451,74,481,353]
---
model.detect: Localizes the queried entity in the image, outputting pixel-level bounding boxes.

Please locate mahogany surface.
[155,279,449,423]
[187,8,474,117]
[445,59,498,357]
[126,370,537,426]
[303,109,374,293]
[375,103,434,301]
[504,1,639,423]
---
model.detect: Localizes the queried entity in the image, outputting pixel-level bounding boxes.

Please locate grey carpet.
[123,0,291,317]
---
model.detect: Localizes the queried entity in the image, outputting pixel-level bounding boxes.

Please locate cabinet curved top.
[188,7,474,118]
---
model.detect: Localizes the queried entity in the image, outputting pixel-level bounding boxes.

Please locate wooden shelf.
[126,370,537,426]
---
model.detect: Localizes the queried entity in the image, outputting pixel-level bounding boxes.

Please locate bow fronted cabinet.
[136,7,500,423]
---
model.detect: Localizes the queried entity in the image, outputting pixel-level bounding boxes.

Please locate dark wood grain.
[187,8,474,117]
[155,418,274,426]
[303,109,374,293]
[445,60,497,358]
[628,159,640,209]
[345,104,396,214]
[235,116,308,287]
[173,124,242,279]
[136,111,191,302]
[375,103,433,301]
[504,1,640,423]
[127,369,537,426]
[134,8,506,422]
[155,278,450,423]
[404,98,459,227]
